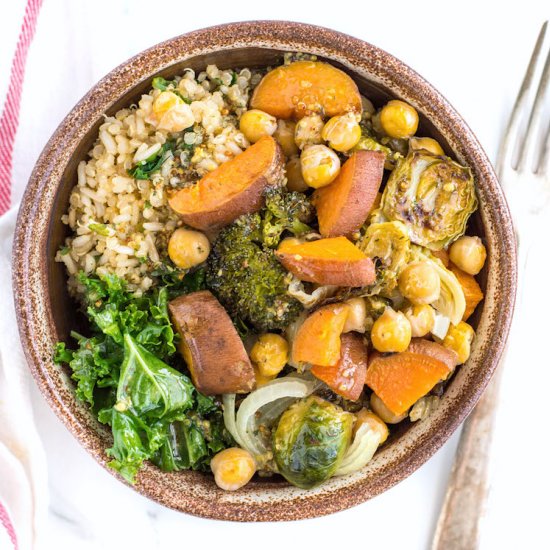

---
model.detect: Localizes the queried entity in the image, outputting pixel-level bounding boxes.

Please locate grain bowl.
[13,21,516,521]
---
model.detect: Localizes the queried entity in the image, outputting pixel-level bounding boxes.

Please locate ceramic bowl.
[12,21,517,521]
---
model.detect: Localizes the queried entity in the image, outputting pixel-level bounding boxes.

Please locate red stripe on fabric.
[0,502,18,550]
[0,0,44,215]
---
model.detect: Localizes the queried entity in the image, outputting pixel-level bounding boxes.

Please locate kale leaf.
[128,141,175,180]
[54,272,230,483]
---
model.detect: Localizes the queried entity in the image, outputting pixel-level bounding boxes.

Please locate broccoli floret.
[206,213,303,332]
[262,187,315,248]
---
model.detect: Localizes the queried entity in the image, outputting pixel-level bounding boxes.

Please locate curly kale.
[262,187,315,248]
[206,213,303,331]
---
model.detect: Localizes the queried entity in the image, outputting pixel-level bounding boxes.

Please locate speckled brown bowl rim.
[13,21,517,521]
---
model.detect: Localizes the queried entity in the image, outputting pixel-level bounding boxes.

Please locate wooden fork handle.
[431,366,503,550]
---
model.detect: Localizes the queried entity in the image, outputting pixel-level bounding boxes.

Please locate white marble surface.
[3,1,550,548]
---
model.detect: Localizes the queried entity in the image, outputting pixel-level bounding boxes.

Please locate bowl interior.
[17,22,514,521]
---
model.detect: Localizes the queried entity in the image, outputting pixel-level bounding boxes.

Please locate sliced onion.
[256,397,296,427]
[287,276,338,309]
[222,394,245,448]
[235,376,318,460]
[431,311,451,340]
[335,423,381,477]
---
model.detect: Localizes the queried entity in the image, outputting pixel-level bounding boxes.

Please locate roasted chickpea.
[210,448,256,491]
[239,109,277,143]
[273,120,299,157]
[153,91,194,132]
[370,307,412,353]
[404,304,436,338]
[354,408,389,444]
[343,298,367,333]
[168,228,210,269]
[449,236,487,275]
[254,366,275,387]
[409,136,444,156]
[250,333,289,377]
[361,96,376,116]
[443,321,475,364]
[379,100,419,139]
[300,144,341,188]
[285,156,309,192]
[370,392,408,424]
[398,261,441,305]
[153,91,183,116]
[294,114,324,150]
[321,113,362,152]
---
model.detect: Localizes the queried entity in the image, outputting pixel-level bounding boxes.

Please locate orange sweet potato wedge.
[276,237,376,287]
[449,264,484,321]
[169,291,255,395]
[407,338,459,371]
[292,302,350,367]
[168,136,283,230]
[313,151,385,237]
[250,61,362,120]
[311,333,367,401]
[366,350,452,415]
[432,249,450,267]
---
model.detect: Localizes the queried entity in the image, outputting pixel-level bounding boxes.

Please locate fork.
[431,21,550,550]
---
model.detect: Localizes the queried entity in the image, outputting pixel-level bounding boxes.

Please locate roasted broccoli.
[206,213,303,332]
[262,187,315,248]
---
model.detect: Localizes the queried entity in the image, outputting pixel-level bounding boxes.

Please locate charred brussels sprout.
[358,221,411,293]
[381,151,477,250]
[273,396,353,489]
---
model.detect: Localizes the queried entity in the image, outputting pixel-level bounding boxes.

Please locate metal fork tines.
[497,21,550,224]
[432,21,550,550]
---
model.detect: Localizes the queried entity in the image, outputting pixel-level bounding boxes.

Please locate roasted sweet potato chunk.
[449,264,484,321]
[292,303,350,367]
[250,61,362,120]
[366,340,456,415]
[313,150,385,237]
[169,291,255,395]
[168,136,284,230]
[276,236,375,287]
[311,333,367,401]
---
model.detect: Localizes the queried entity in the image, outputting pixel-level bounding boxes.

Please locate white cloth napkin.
[0,207,48,550]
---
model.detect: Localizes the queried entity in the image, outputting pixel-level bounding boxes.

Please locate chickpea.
[239,109,277,143]
[294,114,324,150]
[409,136,444,156]
[210,448,256,491]
[273,120,299,157]
[398,261,441,305]
[370,392,408,424]
[404,304,436,338]
[153,91,183,116]
[168,228,210,269]
[370,307,411,353]
[354,408,389,444]
[254,366,275,387]
[285,156,309,192]
[300,144,341,188]
[379,100,419,139]
[343,298,367,333]
[443,321,475,364]
[321,112,362,152]
[449,236,487,275]
[361,96,376,116]
[250,333,289,377]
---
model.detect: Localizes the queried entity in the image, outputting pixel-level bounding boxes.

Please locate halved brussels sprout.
[358,221,411,293]
[381,151,477,250]
[272,396,353,489]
